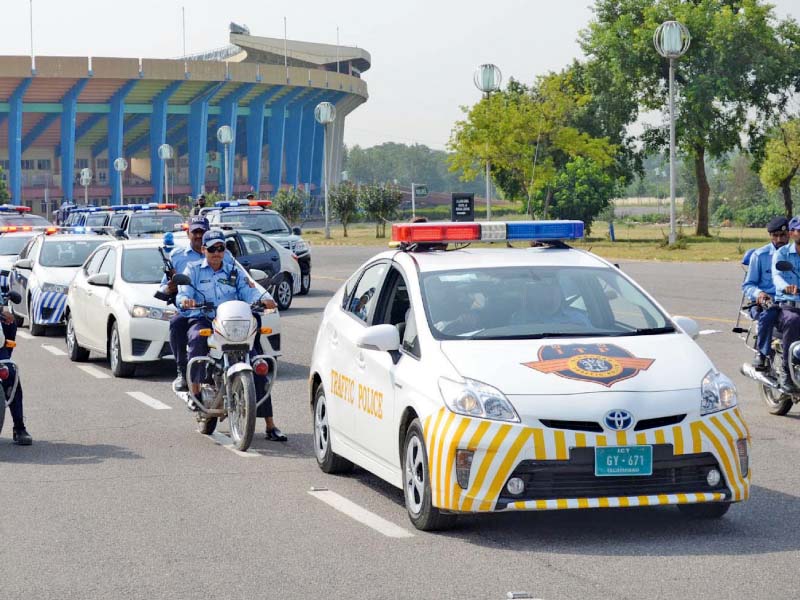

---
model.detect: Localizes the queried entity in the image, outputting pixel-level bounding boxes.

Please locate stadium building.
[0,24,369,210]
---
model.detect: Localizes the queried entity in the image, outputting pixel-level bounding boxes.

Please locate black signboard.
[451,193,474,222]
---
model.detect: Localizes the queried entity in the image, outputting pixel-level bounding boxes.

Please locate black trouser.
[777,306,800,370]
[169,313,190,375]
[0,320,24,429]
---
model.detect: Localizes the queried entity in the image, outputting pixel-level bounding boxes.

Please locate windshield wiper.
[263,228,287,234]
[626,326,675,336]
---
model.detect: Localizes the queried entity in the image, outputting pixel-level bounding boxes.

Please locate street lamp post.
[654,20,690,245]
[216,126,233,201]
[113,157,128,205]
[474,64,502,220]
[315,101,337,239]
[79,168,92,206]
[158,143,174,204]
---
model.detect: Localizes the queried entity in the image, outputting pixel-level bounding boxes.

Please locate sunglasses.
[205,245,225,253]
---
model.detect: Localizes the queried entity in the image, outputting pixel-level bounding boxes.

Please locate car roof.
[40,233,109,243]
[96,238,166,249]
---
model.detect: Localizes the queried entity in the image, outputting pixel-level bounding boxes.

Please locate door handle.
[330,329,338,346]
[356,352,366,369]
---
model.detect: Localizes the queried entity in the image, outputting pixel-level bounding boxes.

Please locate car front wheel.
[109,322,135,377]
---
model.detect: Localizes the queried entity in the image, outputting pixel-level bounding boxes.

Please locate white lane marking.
[209,431,258,457]
[699,329,722,336]
[16,331,33,340]
[76,365,111,379]
[41,344,67,356]
[126,391,172,411]
[307,489,415,539]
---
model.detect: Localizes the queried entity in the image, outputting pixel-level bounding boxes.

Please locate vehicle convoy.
[0,287,24,437]
[68,203,183,238]
[9,230,107,335]
[205,200,312,295]
[308,220,750,530]
[172,271,279,451]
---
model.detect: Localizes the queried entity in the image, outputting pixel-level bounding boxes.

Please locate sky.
[1,0,797,151]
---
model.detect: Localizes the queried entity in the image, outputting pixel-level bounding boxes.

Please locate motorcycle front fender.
[226,361,253,380]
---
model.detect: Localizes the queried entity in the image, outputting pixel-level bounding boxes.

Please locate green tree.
[580,0,800,236]
[358,184,403,238]
[760,119,800,216]
[271,188,305,225]
[329,182,360,237]
[0,167,8,204]
[548,157,621,233]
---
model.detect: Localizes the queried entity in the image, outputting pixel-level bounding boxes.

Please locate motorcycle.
[737,259,800,416]
[171,271,279,451]
[0,289,23,437]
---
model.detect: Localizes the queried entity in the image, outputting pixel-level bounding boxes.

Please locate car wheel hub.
[314,394,329,460]
[405,436,425,516]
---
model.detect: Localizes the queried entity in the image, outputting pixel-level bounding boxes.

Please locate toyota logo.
[604,409,634,431]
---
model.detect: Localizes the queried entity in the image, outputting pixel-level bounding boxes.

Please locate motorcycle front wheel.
[228,371,256,451]
[760,383,793,416]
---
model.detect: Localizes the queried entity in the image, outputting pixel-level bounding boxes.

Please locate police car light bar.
[391,220,584,245]
[215,200,273,208]
[109,203,178,212]
[0,226,34,233]
[0,205,32,213]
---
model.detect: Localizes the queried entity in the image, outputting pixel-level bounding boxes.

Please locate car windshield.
[0,235,34,255]
[85,213,110,227]
[127,213,183,235]
[420,265,671,340]
[121,247,164,284]
[219,212,290,234]
[0,215,50,227]
[40,238,106,268]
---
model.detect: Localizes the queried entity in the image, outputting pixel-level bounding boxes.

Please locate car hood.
[35,266,81,287]
[117,281,173,309]
[439,333,712,396]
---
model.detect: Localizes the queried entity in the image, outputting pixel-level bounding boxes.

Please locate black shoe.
[752,354,768,371]
[265,427,287,442]
[173,372,188,392]
[12,427,32,446]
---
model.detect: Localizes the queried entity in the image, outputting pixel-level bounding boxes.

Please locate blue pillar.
[295,91,324,189]
[267,89,305,195]
[188,83,224,199]
[149,82,182,202]
[217,84,254,199]
[246,87,282,194]
[107,81,136,205]
[7,79,31,205]
[59,79,89,203]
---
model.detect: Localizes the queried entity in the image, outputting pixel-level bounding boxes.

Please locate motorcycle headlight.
[438,377,520,422]
[41,282,68,294]
[701,369,737,415]
[218,319,252,343]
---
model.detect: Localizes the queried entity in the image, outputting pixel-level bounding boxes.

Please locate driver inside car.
[510,279,591,328]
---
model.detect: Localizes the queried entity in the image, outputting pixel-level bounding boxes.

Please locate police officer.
[771,217,800,391]
[189,195,206,217]
[0,310,31,445]
[160,216,210,391]
[743,216,789,370]
[176,230,276,399]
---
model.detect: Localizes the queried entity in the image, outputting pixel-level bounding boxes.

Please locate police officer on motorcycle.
[0,310,31,445]
[771,217,800,391]
[743,216,789,371]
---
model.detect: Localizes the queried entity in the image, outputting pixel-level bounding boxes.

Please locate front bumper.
[123,317,172,362]
[31,289,67,325]
[423,407,750,513]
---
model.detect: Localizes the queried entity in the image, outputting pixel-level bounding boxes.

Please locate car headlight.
[293,240,309,254]
[129,304,174,321]
[41,282,68,294]
[701,369,737,415]
[438,377,520,422]
[217,318,252,343]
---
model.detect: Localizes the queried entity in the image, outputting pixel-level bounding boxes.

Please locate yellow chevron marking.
[514,501,526,510]
[556,498,568,509]
[577,497,590,508]
[723,411,745,442]
[535,499,547,510]
[433,412,456,508]
[672,426,684,455]
[677,493,689,504]
[575,432,587,448]
[598,497,610,508]
[657,494,669,504]
[690,421,703,454]
[638,495,650,506]
[616,430,627,446]
[654,429,666,445]
[426,409,445,477]
[554,430,567,460]
[618,496,630,507]
[453,420,492,510]
[709,416,743,499]
[479,429,531,511]
[461,425,511,512]
[532,428,546,459]
[635,432,647,445]
[442,417,472,510]
[596,435,607,447]
[734,407,751,439]
[699,421,741,501]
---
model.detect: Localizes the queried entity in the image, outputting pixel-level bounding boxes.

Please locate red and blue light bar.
[0,205,32,213]
[215,199,273,208]
[109,203,178,212]
[391,220,584,245]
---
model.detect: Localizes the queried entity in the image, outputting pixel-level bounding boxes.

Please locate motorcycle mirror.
[172,274,192,286]
[6,291,21,304]
[776,260,794,272]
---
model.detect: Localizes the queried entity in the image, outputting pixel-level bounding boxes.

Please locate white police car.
[0,230,38,290]
[9,229,107,335]
[309,220,750,530]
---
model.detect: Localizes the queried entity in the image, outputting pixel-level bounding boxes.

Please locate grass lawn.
[302,221,766,262]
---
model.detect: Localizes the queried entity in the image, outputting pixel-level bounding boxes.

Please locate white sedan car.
[0,231,38,289]
[309,220,750,530]
[66,239,281,377]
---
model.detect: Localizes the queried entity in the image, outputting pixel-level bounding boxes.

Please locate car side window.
[241,234,267,255]
[84,248,108,276]
[17,238,34,260]
[347,262,389,323]
[99,248,117,282]
[374,267,418,357]
[402,306,420,358]
[28,238,42,263]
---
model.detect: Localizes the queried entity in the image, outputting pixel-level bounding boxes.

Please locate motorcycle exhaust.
[740,363,782,390]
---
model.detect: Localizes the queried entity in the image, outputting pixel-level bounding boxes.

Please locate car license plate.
[594,445,653,477]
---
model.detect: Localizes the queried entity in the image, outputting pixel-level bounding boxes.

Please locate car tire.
[313,385,353,474]
[677,501,731,519]
[27,297,45,336]
[760,383,793,416]
[271,273,293,311]
[65,312,90,362]
[109,321,135,378]
[299,269,311,296]
[402,419,457,531]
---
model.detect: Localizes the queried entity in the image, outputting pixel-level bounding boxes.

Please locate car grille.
[496,445,726,507]
[634,414,685,430]
[538,414,685,433]
[131,339,151,356]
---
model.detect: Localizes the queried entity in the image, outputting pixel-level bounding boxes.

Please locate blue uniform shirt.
[176,257,264,319]
[159,246,204,290]
[772,242,800,302]
[742,242,778,301]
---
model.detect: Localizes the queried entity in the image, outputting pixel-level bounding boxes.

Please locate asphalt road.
[2,246,799,600]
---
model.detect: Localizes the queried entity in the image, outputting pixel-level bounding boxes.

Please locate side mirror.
[13,258,32,270]
[7,291,21,304]
[292,226,302,236]
[673,316,700,340]
[172,274,191,286]
[776,260,794,273]
[114,228,126,238]
[87,273,111,287]
[356,324,401,353]
[249,268,268,282]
